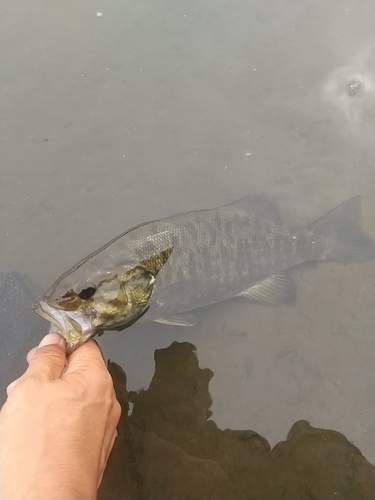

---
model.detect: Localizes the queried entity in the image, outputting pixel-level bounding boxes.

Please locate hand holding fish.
[0,333,121,500]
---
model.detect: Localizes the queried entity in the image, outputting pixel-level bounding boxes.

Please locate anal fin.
[239,273,297,305]
[153,312,198,327]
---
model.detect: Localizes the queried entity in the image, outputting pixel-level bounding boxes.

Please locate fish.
[34,193,375,354]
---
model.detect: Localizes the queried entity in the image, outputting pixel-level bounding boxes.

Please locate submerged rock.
[0,271,47,404]
[99,342,375,500]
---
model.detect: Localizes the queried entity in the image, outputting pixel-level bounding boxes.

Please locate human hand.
[0,333,121,500]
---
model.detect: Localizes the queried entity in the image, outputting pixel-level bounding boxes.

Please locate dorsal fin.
[223,192,282,226]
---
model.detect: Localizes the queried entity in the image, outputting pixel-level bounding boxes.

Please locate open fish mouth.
[33,301,95,354]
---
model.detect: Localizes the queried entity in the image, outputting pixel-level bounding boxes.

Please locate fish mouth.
[33,301,95,355]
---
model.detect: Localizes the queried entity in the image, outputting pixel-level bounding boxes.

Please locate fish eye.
[78,286,97,300]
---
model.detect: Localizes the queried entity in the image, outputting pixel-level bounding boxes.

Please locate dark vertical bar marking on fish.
[203,220,216,246]
[214,210,222,233]
[201,246,212,271]
[184,221,199,242]
[224,219,234,241]
[187,250,197,275]
[141,247,174,275]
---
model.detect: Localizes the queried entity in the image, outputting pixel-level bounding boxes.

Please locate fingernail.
[38,333,66,348]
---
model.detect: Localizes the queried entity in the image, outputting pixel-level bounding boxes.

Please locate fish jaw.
[33,301,96,354]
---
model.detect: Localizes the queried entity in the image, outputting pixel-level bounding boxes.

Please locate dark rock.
[98,342,375,499]
[0,271,47,405]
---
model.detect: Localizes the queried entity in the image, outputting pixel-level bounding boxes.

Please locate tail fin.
[313,195,375,263]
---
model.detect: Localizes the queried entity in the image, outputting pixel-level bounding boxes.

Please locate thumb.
[64,340,106,379]
[26,333,67,380]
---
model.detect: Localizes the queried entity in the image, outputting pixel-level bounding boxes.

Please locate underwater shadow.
[99,341,375,500]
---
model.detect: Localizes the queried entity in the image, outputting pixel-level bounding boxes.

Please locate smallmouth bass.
[34,193,375,353]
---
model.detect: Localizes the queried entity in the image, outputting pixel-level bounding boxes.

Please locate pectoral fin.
[239,273,297,305]
[153,312,198,327]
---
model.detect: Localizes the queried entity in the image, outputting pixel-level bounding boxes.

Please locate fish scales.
[34,194,375,353]
[108,209,310,319]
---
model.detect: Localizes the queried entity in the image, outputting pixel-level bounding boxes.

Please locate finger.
[64,339,107,377]
[37,333,66,349]
[26,333,67,380]
[6,377,21,396]
[26,331,66,363]
[27,346,69,366]
[26,346,38,364]
[8,334,67,393]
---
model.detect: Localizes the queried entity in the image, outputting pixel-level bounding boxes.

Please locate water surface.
[1,0,374,496]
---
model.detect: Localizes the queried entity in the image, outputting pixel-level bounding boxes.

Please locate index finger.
[63,340,107,378]
[25,333,67,380]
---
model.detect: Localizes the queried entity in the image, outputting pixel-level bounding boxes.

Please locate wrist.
[2,452,98,500]
[30,458,98,500]
[22,483,96,500]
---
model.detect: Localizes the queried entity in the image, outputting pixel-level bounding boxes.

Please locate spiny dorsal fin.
[223,192,282,226]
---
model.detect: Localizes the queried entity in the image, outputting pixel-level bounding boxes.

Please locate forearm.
[1,425,100,499]
[1,454,98,500]
[11,484,96,500]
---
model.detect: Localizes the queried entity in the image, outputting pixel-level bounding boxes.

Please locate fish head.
[34,264,156,354]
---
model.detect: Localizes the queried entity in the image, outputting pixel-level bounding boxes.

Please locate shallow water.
[1,0,374,496]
